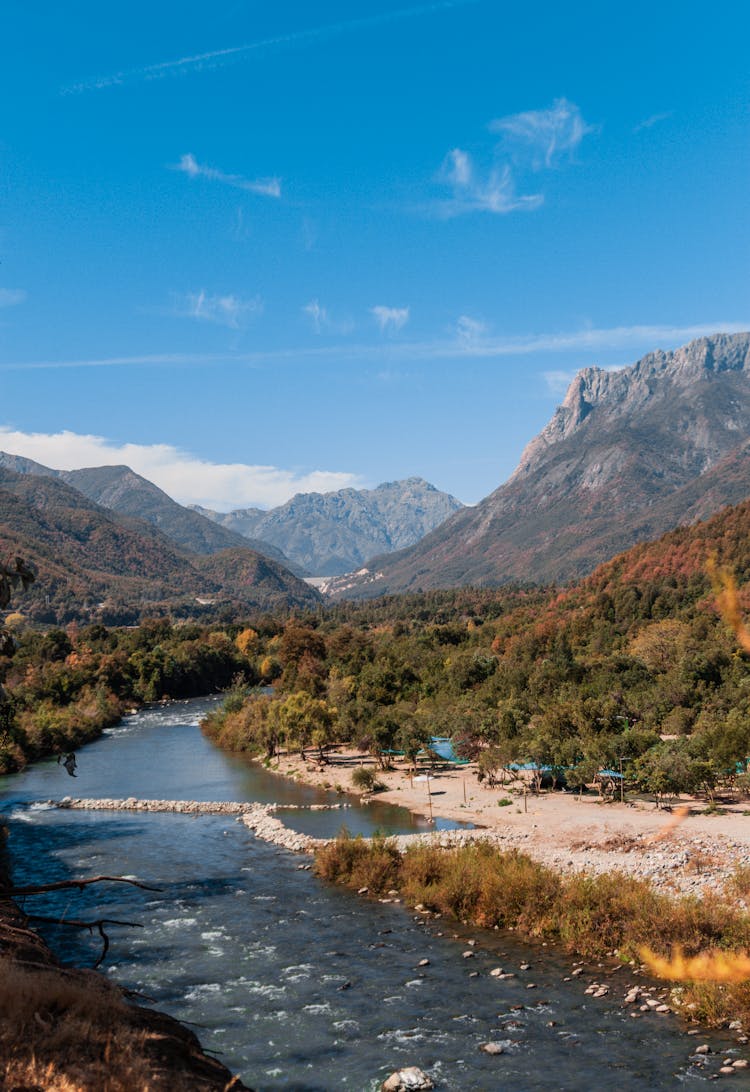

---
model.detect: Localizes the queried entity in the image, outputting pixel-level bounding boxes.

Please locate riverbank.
[0,887,251,1091]
[264,746,750,899]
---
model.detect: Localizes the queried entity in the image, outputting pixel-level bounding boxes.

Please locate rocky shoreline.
[47,795,750,900]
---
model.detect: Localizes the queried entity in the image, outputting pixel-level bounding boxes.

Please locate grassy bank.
[315,834,750,1027]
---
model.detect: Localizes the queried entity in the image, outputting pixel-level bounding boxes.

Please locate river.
[0,698,743,1090]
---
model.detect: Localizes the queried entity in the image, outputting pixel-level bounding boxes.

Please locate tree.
[268,691,335,761]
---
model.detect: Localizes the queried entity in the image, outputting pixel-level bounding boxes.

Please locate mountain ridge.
[0,467,320,623]
[331,332,750,596]
[194,476,463,575]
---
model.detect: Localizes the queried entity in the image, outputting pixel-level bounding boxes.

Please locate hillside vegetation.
[205,497,750,801]
[0,467,319,624]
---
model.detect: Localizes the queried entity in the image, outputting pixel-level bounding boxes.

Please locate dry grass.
[0,957,156,1091]
[726,864,750,900]
[315,833,750,1026]
[569,833,644,854]
[0,956,243,1091]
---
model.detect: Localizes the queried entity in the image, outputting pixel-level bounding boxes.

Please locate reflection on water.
[1,699,742,1090]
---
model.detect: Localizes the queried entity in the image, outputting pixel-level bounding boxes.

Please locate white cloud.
[64,2,479,94]
[437,97,593,216]
[303,299,328,334]
[0,427,363,510]
[633,111,673,133]
[543,369,579,396]
[302,299,354,336]
[173,153,281,198]
[490,97,594,168]
[0,289,27,308]
[371,305,410,333]
[177,290,262,329]
[440,150,542,215]
[2,322,748,371]
[456,314,487,344]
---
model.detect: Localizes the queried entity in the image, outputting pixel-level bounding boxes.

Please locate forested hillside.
[0,468,319,623]
[206,497,750,800]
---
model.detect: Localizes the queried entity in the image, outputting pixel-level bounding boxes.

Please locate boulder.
[382,1066,434,1090]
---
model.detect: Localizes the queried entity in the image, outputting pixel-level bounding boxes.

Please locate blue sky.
[1,0,748,509]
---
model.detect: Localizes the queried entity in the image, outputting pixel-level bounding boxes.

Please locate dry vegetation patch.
[315,833,750,1028]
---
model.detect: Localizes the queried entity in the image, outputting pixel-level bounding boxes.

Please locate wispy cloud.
[633,110,673,133]
[0,427,363,510]
[439,151,542,215]
[0,289,27,308]
[64,1,478,94]
[302,299,354,336]
[173,153,281,198]
[175,290,263,329]
[2,324,748,373]
[303,299,328,334]
[543,368,578,396]
[456,314,488,345]
[371,305,410,333]
[437,97,593,217]
[489,97,594,168]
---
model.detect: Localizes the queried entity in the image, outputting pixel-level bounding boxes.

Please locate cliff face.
[198,477,463,576]
[337,332,750,595]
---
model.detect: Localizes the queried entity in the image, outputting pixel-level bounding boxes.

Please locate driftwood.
[6,874,161,896]
[25,915,143,968]
[4,875,160,968]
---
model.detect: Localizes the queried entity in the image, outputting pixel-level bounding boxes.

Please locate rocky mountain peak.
[513,333,750,479]
[339,331,750,597]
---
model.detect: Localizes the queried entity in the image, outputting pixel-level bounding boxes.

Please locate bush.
[314,833,401,893]
[351,766,384,792]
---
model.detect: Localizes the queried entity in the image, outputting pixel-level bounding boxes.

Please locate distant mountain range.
[193,477,463,576]
[329,332,750,596]
[0,463,319,623]
[0,454,300,571]
[5,330,750,614]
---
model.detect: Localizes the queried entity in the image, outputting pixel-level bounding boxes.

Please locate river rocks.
[480,1041,507,1055]
[382,1066,434,1090]
[48,798,333,855]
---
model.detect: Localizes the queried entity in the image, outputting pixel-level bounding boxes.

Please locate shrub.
[351,766,384,792]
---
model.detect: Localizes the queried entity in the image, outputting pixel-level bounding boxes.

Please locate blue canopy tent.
[417,736,470,764]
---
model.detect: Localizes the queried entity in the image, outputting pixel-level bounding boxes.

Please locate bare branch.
[26,915,143,968]
[6,875,161,896]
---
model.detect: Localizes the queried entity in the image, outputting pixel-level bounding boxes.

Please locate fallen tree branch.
[26,915,143,968]
[5,875,161,896]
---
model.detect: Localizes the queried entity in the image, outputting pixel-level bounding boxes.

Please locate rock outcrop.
[338,332,750,594]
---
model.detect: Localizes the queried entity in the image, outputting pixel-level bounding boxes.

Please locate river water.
[0,698,744,1090]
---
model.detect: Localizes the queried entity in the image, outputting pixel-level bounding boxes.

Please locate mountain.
[194,477,464,575]
[333,332,750,596]
[0,453,300,571]
[0,468,320,623]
